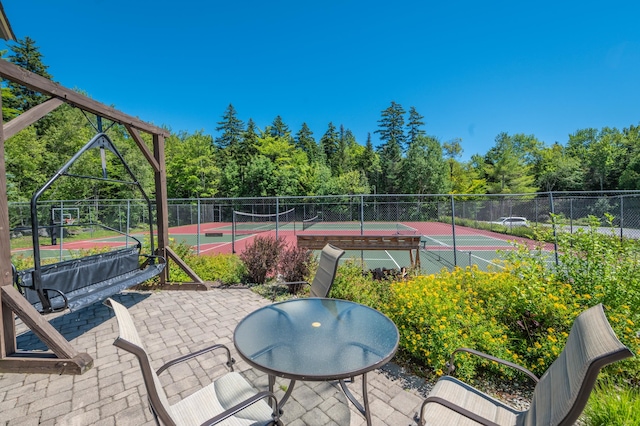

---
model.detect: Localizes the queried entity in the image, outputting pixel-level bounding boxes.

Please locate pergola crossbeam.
[0,58,200,375]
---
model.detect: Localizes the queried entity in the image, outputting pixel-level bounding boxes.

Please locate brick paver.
[0,289,427,425]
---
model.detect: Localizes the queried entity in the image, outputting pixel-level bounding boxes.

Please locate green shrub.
[383,268,516,381]
[165,238,246,285]
[583,380,640,426]
[503,214,640,384]
[330,260,391,307]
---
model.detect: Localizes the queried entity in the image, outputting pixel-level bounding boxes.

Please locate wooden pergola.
[0,18,201,374]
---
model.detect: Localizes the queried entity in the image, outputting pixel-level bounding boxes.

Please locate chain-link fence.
[9,191,640,269]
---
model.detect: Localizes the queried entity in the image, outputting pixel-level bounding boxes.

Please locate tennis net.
[302,214,321,231]
[232,208,296,236]
[420,236,504,271]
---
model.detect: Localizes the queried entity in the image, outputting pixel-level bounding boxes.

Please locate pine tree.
[295,122,319,163]
[6,37,52,112]
[375,101,407,150]
[320,122,339,173]
[406,106,426,147]
[239,118,259,160]
[360,133,381,192]
[375,102,406,193]
[270,115,291,138]
[215,104,245,153]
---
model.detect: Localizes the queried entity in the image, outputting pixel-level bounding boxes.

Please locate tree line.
[3,37,640,204]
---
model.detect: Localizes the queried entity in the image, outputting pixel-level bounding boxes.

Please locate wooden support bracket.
[0,286,93,375]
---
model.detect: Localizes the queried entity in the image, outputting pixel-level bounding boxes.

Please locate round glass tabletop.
[234,298,399,380]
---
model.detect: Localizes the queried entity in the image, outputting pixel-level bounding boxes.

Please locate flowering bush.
[239,235,285,284]
[332,214,640,386]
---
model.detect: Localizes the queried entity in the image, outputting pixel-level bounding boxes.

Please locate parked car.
[490,216,529,227]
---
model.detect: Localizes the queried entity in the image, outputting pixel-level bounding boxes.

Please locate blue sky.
[2,1,640,160]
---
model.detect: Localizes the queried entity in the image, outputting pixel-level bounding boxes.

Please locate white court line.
[422,235,449,247]
[385,250,401,269]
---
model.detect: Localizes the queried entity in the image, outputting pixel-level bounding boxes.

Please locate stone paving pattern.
[0,289,428,425]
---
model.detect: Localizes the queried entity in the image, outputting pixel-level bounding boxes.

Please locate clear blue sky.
[2,1,640,160]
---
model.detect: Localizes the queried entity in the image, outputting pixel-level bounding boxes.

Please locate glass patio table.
[233,297,399,425]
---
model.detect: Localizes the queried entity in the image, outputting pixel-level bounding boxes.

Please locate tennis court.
[12,213,549,274]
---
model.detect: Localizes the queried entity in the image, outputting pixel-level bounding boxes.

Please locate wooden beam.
[166,246,204,284]
[0,353,93,375]
[3,97,65,139]
[0,92,15,360]
[153,134,170,283]
[0,60,169,137]
[125,125,160,172]
[2,286,76,359]
[0,286,93,374]
[0,2,16,41]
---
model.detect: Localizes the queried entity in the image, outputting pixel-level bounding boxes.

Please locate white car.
[491,216,529,227]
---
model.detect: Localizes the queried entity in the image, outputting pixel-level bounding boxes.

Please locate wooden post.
[0,81,93,375]
[0,91,17,358]
[154,134,170,284]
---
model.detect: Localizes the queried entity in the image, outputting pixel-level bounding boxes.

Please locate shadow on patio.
[1,288,425,425]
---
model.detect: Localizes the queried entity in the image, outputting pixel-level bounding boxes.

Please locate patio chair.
[272,243,345,300]
[105,298,282,426]
[418,303,633,426]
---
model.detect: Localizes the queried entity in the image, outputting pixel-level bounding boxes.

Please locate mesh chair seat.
[419,303,634,426]
[106,298,280,426]
[170,372,274,426]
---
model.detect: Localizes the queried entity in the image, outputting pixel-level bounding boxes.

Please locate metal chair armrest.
[201,390,281,426]
[447,347,539,383]
[156,343,235,375]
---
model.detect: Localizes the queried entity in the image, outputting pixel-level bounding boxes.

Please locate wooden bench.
[204,232,223,237]
[297,234,421,269]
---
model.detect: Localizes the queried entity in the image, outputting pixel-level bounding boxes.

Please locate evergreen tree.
[377,141,403,194]
[320,122,339,173]
[6,37,52,112]
[375,102,406,193]
[335,124,349,174]
[270,115,291,138]
[295,122,319,163]
[406,106,426,147]
[375,101,407,149]
[240,118,259,159]
[214,104,245,154]
[359,133,381,192]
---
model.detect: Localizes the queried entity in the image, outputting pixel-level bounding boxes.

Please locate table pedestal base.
[268,374,373,426]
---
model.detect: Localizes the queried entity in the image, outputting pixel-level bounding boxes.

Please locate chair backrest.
[522,303,633,426]
[309,244,345,298]
[105,298,177,426]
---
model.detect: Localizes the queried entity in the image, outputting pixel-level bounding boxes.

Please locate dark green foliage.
[215,104,245,153]
[295,122,320,164]
[239,235,285,284]
[320,122,340,174]
[406,106,426,146]
[6,37,52,113]
[375,101,407,150]
[270,115,291,139]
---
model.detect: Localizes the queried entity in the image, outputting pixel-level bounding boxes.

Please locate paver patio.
[0,288,428,426]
